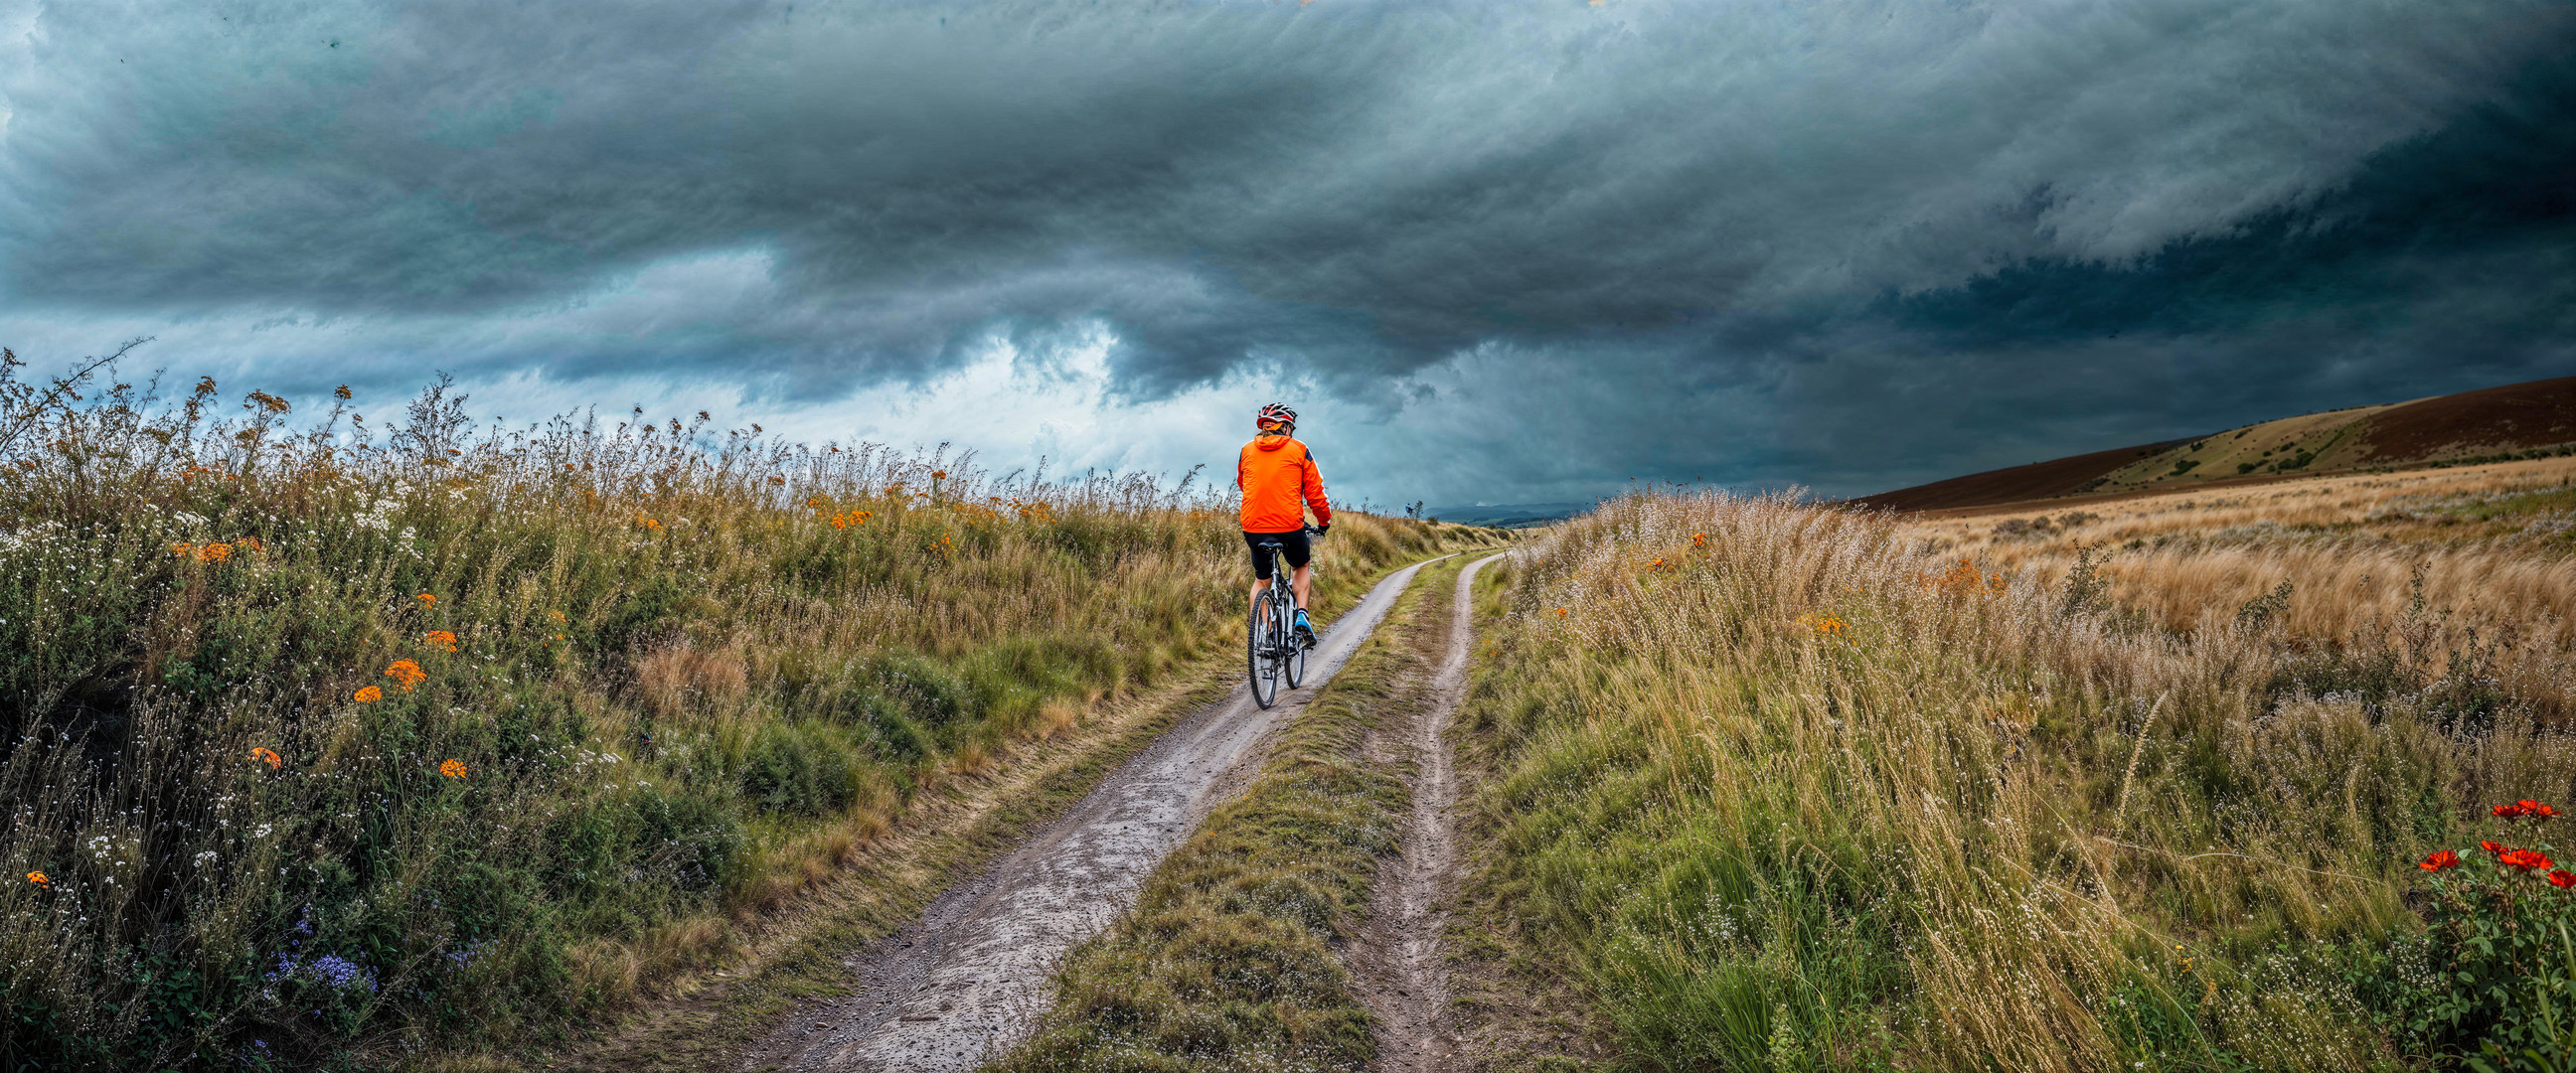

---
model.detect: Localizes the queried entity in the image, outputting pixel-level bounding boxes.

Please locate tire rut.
[746,555,1452,1073]
[1352,552,1508,1073]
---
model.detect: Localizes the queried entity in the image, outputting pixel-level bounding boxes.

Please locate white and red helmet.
[1256,402,1298,431]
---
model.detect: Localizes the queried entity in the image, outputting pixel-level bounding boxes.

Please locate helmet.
[1256,402,1298,431]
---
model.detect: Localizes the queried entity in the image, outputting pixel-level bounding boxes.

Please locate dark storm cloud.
[3,0,2572,500]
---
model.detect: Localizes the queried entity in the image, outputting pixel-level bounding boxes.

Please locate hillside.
[1856,374,2576,512]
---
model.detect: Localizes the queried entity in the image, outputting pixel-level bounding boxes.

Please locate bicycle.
[1246,526,1324,708]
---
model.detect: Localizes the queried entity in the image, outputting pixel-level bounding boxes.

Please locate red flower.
[2524,801,2559,820]
[2499,849,2555,872]
[2419,849,2462,871]
[2496,803,2530,819]
[2552,870,2576,889]
[2482,841,2508,855]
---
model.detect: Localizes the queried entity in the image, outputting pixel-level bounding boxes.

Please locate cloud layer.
[3,0,2571,503]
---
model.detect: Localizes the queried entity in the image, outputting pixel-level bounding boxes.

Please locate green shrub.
[2396,818,2576,1063]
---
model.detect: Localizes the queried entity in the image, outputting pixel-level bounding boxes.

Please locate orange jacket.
[1237,433,1331,533]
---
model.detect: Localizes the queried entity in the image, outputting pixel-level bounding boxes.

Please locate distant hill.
[1855,375,2576,513]
[1422,502,1592,529]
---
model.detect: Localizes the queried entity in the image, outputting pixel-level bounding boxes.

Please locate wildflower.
[635,516,662,533]
[2553,870,2576,888]
[234,536,264,553]
[2496,800,2559,820]
[249,747,282,770]
[550,610,567,624]
[171,541,195,558]
[26,871,47,887]
[423,630,459,653]
[931,470,948,480]
[2482,841,2508,855]
[2500,849,2555,872]
[354,686,383,703]
[2419,849,2460,871]
[385,660,426,691]
[1797,612,1849,638]
[1692,532,1707,547]
[335,384,353,399]
[439,759,467,779]
[1555,608,1568,617]
[416,593,437,608]
[199,541,234,563]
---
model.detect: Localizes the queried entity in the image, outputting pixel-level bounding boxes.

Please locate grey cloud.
[1,0,2571,502]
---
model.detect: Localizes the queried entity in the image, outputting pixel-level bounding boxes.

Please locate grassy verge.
[0,364,1488,1070]
[985,557,1465,1071]
[1457,490,2576,1071]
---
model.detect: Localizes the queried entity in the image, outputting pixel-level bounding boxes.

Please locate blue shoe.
[1294,608,1315,646]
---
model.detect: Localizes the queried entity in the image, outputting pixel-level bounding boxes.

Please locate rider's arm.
[1301,447,1331,527]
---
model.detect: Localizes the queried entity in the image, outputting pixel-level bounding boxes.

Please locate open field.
[1909,455,2576,716]
[1456,478,2576,1070]
[0,368,1479,1070]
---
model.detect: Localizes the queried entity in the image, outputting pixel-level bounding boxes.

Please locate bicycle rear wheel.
[1248,589,1280,708]
[1282,590,1308,689]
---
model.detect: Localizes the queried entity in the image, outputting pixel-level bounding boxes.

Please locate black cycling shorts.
[1243,529,1311,581]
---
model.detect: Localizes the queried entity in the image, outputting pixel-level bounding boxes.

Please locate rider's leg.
[1248,580,1265,618]
[1290,564,1313,611]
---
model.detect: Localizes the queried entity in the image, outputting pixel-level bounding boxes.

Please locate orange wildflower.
[199,542,233,563]
[354,686,384,703]
[423,630,459,653]
[2482,840,2509,855]
[2419,849,2460,871]
[2496,799,2560,820]
[25,871,46,887]
[249,747,282,770]
[416,593,437,608]
[439,758,467,779]
[1692,532,1707,547]
[385,660,426,691]
[234,536,264,553]
[2500,848,2555,872]
[170,542,195,558]
[931,470,948,480]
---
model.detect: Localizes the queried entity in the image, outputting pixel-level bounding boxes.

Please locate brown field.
[1856,375,2576,512]
[1897,454,2576,713]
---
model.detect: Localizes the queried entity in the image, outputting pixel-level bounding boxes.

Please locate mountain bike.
[1247,527,1324,708]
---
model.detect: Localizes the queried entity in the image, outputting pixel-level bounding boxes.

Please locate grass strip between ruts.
[985,558,1463,1072]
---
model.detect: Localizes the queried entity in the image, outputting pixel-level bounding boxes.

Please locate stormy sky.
[3,0,2571,507]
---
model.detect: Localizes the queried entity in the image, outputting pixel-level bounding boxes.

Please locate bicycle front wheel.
[1248,589,1280,708]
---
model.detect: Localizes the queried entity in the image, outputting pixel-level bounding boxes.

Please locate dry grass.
[1461,487,2576,1070]
[1908,456,2576,714]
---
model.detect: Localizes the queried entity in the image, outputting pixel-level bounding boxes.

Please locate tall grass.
[1462,489,2576,1070]
[0,360,1471,1070]
[1913,457,2576,713]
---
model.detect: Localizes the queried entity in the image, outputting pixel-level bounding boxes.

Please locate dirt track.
[748,555,1451,1073]
[1349,552,1505,1073]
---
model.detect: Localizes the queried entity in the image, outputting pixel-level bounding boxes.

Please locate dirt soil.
[1347,553,1508,1073]
[743,556,1451,1073]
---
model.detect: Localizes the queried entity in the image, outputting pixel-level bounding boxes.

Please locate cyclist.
[1237,402,1331,645]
